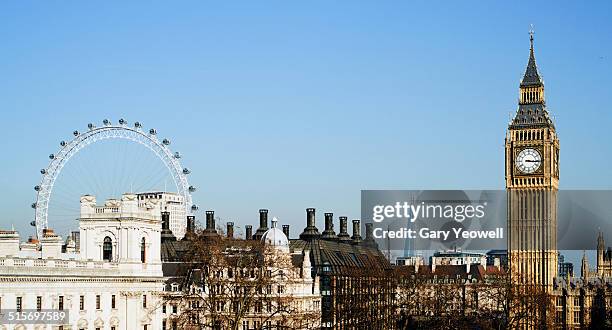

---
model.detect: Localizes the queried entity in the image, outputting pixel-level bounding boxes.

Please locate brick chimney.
[253,209,269,240]
[40,229,63,259]
[299,208,321,241]
[351,220,363,244]
[363,223,378,248]
[227,222,234,239]
[245,225,253,240]
[161,211,177,243]
[321,213,338,240]
[337,216,351,242]
[282,225,290,238]
[186,215,195,234]
[203,211,218,237]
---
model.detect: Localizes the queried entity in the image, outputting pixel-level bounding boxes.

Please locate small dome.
[261,217,289,250]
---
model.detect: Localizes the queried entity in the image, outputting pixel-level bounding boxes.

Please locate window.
[142,295,147,308]
[96,295,101,309]
[103,236,113,261]
[144,325,148,330]
[172,304,177,314]
[16,297,22,312]
[37,296,42,311]
[111,294,116,309]
[59,296,64,310]
[162,304,166,314]
[172,320,177,330]
[242,321,248,330]
[141,237,146,263]
[80,295,84,310]
[162,320,166,330]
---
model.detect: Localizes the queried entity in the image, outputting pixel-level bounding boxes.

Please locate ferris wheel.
[32,119,198,239]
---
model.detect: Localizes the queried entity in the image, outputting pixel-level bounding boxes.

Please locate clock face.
[515,148,542,174]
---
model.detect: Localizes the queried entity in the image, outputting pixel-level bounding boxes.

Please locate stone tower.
[505,31,560,290]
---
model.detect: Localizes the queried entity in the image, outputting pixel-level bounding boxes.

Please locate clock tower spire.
[505,30,560,291]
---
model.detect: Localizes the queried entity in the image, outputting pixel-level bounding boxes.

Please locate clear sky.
[1,1,611,249]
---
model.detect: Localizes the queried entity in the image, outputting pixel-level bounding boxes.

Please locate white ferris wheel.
[32,119,198,239]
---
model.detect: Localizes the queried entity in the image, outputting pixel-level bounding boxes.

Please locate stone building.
[0,193,167,330]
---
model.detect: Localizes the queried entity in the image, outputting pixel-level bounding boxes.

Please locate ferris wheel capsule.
[60,141,66,147]
[191,204,199,211]
[189,186,196,192]
[149,128,157,135]
[49,154,55,160]
[119,118,126,125]
[174,152,181,159]
[73,130,79,136]
[134,122,142,129]
[88,123,95,130]
[162,138,170,145]
[30,221,36,227]
[31,202,37,209]
[34,185,41,191]
[183,168,191,174]
[40,169,46,174]
[103,119,111,126]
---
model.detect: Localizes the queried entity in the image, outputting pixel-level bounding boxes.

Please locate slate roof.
[511,103,554,128]
[290,239,392,276]
[520,35,543,87]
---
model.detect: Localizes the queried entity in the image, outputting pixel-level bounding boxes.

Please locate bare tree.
[162,232,319,330]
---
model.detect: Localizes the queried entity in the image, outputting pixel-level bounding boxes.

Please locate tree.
[162,231,320,330]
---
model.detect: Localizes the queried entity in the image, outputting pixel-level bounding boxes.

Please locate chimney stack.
[187,215,195,233]
[351,220,363,244]
[245,225,253,240]
[203,211,218,237]
[40,229,63,259]
[337,216,351,242]
[321,213,338,240]
[299,208,321,241]
[363,223,378,248]
[282,225,290,238]
[253,209,269,240]
[161,212,177,242]
[162,212,170,230]
[227,222,234,239]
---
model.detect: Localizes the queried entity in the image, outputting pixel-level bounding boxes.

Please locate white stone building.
[136,192,186,240]
[0,193,166,330]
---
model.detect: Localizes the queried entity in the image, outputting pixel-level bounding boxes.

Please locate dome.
[261,217,289,250]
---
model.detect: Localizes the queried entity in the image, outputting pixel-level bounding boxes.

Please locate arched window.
[140,237,146,263]
[103,237,112,261]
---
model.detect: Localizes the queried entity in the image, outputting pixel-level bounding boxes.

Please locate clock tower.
[505,31,559,290]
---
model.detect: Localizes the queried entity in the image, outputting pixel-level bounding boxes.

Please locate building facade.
[137,192,186,240]
[0,193,166,330]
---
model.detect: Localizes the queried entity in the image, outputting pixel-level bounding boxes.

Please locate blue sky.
[1,1,611,249]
